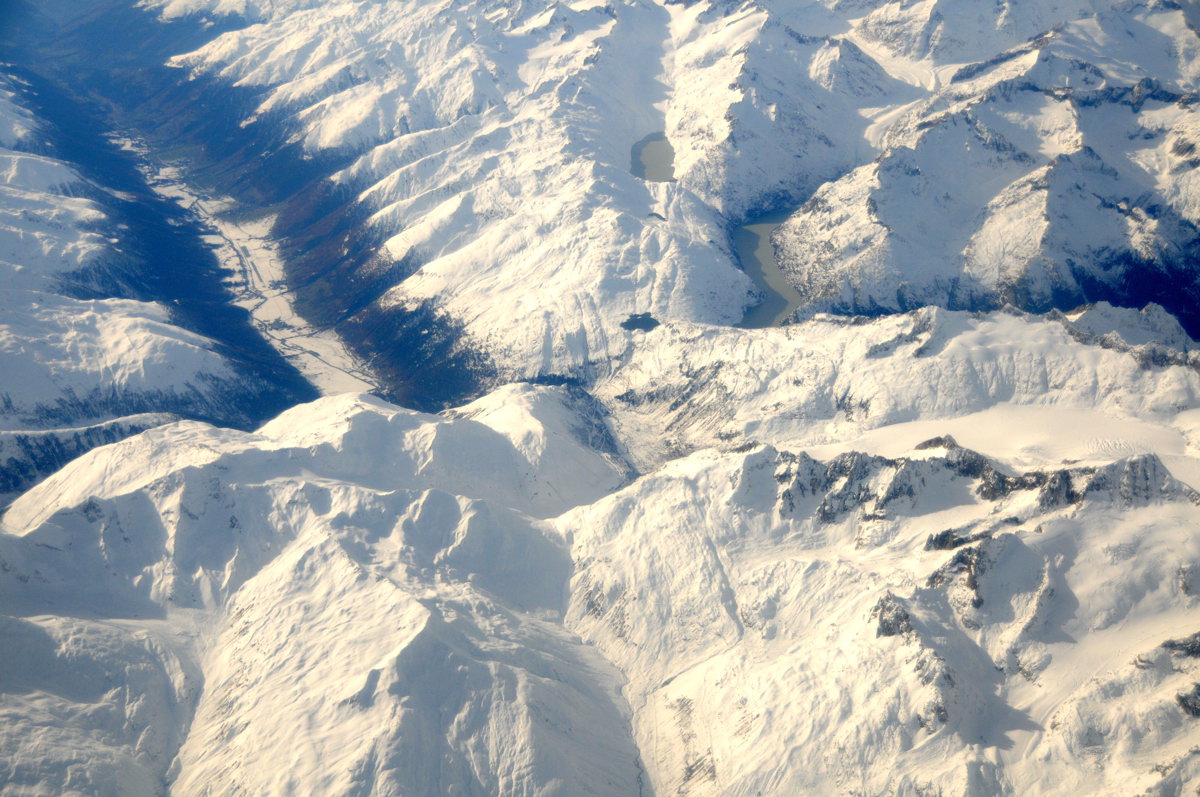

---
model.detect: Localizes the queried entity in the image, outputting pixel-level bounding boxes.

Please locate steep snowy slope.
[567,304,1200,792]
[0,72,311,504]
[130,0,1200,394]
[0,387,640,796]
[4,321,1200,794]
[132,0,917,389]
[596,303,1200,469]
[4,0,1200,794]
[560,439,1200,795]
[140,0,754,396]
[775,1,1200,330]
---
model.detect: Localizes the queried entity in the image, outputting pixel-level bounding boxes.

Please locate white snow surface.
[136,0,931,378]
[6,1,1200,794]
[596,305,1200,470]
[4,307,1200,794]
[775,2,1200,319]
[140,0,1200,377]
[1,387,641,796]
[0,73,243,432]
[559,440,1200,796]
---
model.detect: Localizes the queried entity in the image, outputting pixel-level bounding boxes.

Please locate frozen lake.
[631,132,675,182]
[629,131,801,328]
[735,209,804,328]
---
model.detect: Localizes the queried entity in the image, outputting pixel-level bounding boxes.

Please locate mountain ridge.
[3,1,1200,794]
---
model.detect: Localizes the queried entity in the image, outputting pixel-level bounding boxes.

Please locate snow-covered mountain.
[0,70,313,504]
[774,1,1200,331]
[597,303,1200,469]
[0,387,643,795]
[127,0,1200,394]
[562,440,1200,795]
[3,0,1200,794]
[5,321,1200,794]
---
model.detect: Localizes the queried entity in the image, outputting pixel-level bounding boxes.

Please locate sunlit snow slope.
[1,387,641,796]
[138,0,1200,391]
[0,70,310,504]
[3,0,1200,795]
[5,307,1200,795]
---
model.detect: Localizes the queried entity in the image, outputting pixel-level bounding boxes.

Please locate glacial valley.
[2,0,1200,795]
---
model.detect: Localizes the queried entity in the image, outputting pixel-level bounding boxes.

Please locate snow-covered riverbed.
[110,133,378,395]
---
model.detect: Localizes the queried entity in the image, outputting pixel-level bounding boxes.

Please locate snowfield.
[1,388,644,796]
[597,303,1200,469]
[5,306,1200,795]
[774,4,1200,330]
[2,0,1200,794]
[561,442,1200,796]
[141,0,1200,384]
[0,72,293,504]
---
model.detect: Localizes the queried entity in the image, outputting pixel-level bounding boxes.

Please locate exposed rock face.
[6,387,1200,795]
[558,440,1200,796]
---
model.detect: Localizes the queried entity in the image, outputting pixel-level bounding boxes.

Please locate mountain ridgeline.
[2,1,1200,795]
